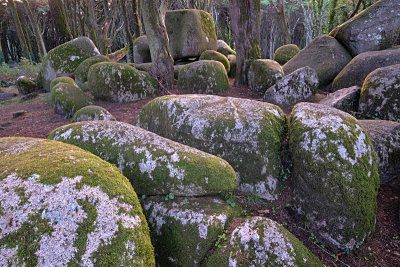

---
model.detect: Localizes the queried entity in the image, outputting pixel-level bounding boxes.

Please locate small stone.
[12,110,28,118]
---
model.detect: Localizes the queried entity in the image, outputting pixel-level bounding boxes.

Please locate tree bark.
[276,0,290,45]
[132,0,142,38]
[49,0,73,43]
[0,21,10,63]
[120,0,134,62]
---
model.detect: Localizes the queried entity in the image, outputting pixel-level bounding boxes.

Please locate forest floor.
[0,76,399,267]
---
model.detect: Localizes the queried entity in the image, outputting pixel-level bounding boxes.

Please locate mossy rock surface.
[132,36,151,64]
[227,55,236,78]
[289,103,379,249]
[165,9,218,60]
[199,50,230,73]
[178,60,229,94]
[329,0,400,57]
[38,37,100,92]
[264,66,319,109]
[130,62,153,73]
[273,44,300,65]
[318,86,361,112]
[72,105,116,122]
[217,40,236,56]
[49,120,237,196]
[206,216,323,267]
[74,55,110,87]
[142,196,238,267]
[50,83,92,116]
[87,62,158,103]
[0,137,155,267]
[283,35,352,87]
[247,59,283,96]
[16,76,37,95]
[358,64,400,120]
[50,76,78,90]
[135,95,287,200]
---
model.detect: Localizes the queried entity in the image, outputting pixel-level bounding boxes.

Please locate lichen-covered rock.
[283,35,352,87]
[50,76,78,90]
[166,9,218,60]
[173,65,186,80]
[227,55,236,78]
[0,137,155,266]
[217,40,236,56]
[87,62,158,103]
[360,120,400,184]
[329,0,400,57]
[16,76,37,95]
[135,95,287,200]
[132,36,151,64]
[206,217,323,267]
[178,60,229,94]
[38,37,100,92]
[273,44,300,65]
[358,64,400,120]
[264,67,319,108]
[199,50,230,73]
[50,83,92,115]
[130,62,153,73]
[318,86,361,112]
[332,47,400,91]
[247,59,284,96]
[74,55,110,87]
[142,196,237,266]
[289,103,379,249]
[49,120,237,196]
[72,105,116,122]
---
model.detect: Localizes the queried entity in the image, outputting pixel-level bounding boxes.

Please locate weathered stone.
[358,64,400,120]
[199,50,230,73]
[135,95,287,200]
[50,83,92,116]
[0,137,155,266]
[0,92,14,103]
[289,103,379,249]
[217,40,236,56]
[361,120,400,184]
[49,120,237,196]
[72,105,116,122]
[227,54,236,78]
[318,86,361,112]
[132,35,151,64]
[332,47,400,91]
[273,44,300,65]
[16,76,37,95]
[178,60,229,94]
[206,217,323,267]
[264,66,319,108]
[330,0,400,57]
[283,35,352,87]
[247,59,284,96]
[142,196,237,266]
[50,76,78,90]
[130,62,153,73]
[173,65,186,80]
[74,55,110,87]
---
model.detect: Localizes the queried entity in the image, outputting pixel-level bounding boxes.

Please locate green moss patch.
[50,82,92,116]
[74,55,110,87]
[199,50,230,73]
[273,44,300,65]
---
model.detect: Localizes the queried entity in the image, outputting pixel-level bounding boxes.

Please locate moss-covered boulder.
[360,120,400,184]
[135,95,287,200]
[358,64,400,120]
[0,137,155,266]
[130,62,153,73]
[50,83,92,116]
[247,59,284,96]
[264,66,319,109]
[74,55,110,87]
[329,0,400,57]
[318,86,361,113]
[142,196,237,266]
[166,9,218,60]
[87,62,158,103]
[49,120,237,196]
[289,103,379,249]
[217,40,236,56]
[178,60,229,94]
[199,50,230,73]
[227,54,236,78]
[206,216,323,267]
[332,47,400,91]
[38,37,100,92]
[283,35,352,87]
[50,76,78,90]
[16,76,37,95]
[72,105,116,122]
[133,35,151,64]
[273,44,300,65]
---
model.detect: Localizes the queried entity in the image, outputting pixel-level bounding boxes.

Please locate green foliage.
[214,230,227,248]
[224,193,237,208]
[0,59,41,81]
[165,193,175,201]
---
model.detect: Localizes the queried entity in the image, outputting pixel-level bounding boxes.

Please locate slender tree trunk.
[132,0,142,38]
[276,0,290,45]
[141,0,174,90]
[350,0,364,19]
[120,0,134,62]
[0,21,10,63]
[49,0,73,43]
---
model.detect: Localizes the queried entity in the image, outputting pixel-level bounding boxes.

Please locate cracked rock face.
[289,103,379,250]
[0,137,154,267]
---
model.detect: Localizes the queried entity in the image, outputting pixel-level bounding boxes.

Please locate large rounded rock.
[358,64,400,120]
[72,105,115,122]
[273,44,300,65]
[50,83,92,116]
[74,55,110,87]
[49,120,237,196]
[199,50,230,73]
[206,217,323,267]
[318,86,361,113]
[0,137,155,266]
[87,62,158,103]
[247,59,284,96]
[16,76,37,95]
[50,76,78,90]
[135,95,287,200]
[178,60,229,94]
[289,103,379,249]
[283,35,352,87]
[132,35,151,64]
[38,37,100,92]
[332,47,400,91]
[217,40,236,56]
[329,0,400,57]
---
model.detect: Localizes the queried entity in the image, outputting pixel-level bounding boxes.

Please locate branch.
[349,0,364,19]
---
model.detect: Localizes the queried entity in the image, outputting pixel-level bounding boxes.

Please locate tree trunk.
[0,21,10,63]
[49,0,73,43]
[230,0,261,86]
[120,0,134,62]
[132,0,142,38]
[141,0,174,91]
[276,0,290,45]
